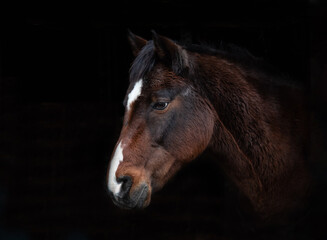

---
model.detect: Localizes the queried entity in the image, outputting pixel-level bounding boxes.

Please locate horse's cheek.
[183,110,214,161]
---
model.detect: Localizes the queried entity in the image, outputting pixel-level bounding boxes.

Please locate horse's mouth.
[110,183,149,209]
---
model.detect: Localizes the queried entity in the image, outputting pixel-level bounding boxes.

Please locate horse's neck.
[197,56,309,216]
[197,57,278,169]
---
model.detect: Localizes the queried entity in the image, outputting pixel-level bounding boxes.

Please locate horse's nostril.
[117,175,133,198]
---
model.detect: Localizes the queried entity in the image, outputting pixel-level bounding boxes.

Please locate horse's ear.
[151,30,189,75]
[127,30,147,56]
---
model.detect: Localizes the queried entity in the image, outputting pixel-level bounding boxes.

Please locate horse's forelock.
[129,41,156,83]
[129,40,191,84]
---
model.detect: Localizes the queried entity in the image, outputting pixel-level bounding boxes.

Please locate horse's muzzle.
[109,176,149,209]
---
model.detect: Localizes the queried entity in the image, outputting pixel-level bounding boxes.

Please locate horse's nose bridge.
[115,139,150,181]
[117,134,150,163]
[115,143,147,174]
[124,125,146,144]
[121,111,149,139]
[107,119,151,194]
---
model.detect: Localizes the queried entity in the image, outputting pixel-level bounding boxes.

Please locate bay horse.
[106,31,311,222]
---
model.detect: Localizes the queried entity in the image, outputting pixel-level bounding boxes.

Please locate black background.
[1,1,327,239]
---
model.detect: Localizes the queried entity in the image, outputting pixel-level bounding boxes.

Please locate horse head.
[106,31,215,209]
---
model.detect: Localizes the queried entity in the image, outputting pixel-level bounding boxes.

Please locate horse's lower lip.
[110,184,149,209]
[134,184,149,208]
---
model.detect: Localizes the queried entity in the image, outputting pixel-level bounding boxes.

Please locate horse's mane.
[187,42,297,86]
[129,39,296,88]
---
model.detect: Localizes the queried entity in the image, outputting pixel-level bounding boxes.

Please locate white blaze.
[127,79,143,112]
[108,79,143,196]
[108,141,124,196]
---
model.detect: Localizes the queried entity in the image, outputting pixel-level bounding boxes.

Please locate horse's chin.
[111,183,151,210]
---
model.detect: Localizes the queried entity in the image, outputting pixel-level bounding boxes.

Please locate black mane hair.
[129,40,156,83]
[129,39,293,87]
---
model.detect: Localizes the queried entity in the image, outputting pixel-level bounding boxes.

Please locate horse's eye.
[153,102,169,110]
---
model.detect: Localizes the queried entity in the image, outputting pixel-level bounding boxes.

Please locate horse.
[106,30,311,223]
